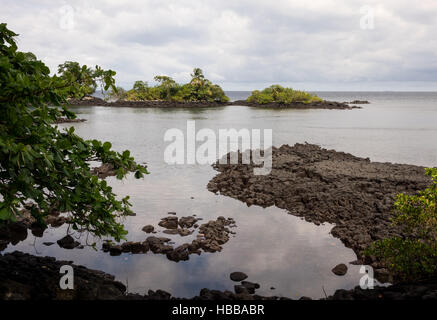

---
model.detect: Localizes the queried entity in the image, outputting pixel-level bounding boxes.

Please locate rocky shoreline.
[207,143,431,281]
[229,100,360,109]
[2,251,436,300]
[66,97,360,110]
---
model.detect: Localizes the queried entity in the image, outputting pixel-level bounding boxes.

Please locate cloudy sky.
[2,0,437,90]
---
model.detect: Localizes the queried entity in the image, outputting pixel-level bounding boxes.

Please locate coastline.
[207,143,431,282]
[2,251,436,300]
[66,97,360,110]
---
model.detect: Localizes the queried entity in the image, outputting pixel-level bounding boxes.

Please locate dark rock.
[234,285,249,295]
[179,216,198,228]
[141,225,154,233]
[241,281,260,293]
[163,229,179,235]
[158,216,178,229]
[207,143,430,279]
[42,242,55,246]
[332,263,348,276]
[109,245,122,256]
[230,272,248,282]
[57,235,80,249]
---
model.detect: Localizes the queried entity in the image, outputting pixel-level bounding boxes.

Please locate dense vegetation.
[58,61,116,99]
[109,68,229,103]
[0,23,147,242]
[247,85,323,104]
[366,168,437,281]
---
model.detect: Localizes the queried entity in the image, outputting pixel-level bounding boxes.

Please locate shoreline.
[207,143,431,282]
[2,251,436,300]
[66,97,360,110]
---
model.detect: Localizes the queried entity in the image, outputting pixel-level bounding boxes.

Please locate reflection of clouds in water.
[11,101,434,298]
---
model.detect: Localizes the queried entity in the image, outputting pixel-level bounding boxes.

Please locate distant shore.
[67,96,361,110]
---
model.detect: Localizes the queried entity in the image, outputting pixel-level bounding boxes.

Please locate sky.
[1,0,437,91]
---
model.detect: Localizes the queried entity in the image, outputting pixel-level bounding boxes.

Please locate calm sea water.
[4,92,437,299]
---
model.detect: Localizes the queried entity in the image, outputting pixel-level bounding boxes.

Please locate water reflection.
[5,93,437,298]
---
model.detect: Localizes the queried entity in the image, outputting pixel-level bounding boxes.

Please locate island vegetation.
[108,68,229,103]
[247,85,323,104]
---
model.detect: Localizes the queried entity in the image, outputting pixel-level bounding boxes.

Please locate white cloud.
[2,0,437,90]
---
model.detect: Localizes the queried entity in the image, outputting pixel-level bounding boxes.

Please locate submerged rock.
[158,217,178,229]
[141,225,154,233]
[57,235,80,249]
[332,263,348,276]
[230,272,248,282]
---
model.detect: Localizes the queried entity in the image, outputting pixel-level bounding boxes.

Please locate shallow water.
[4,92,437,299]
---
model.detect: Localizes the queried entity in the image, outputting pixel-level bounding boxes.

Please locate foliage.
[247,85,323,104]
[0,23,148,242]
[123,68,229,103]
[366,168,437,281]
[107,86,127,101]
[57,61,116,99]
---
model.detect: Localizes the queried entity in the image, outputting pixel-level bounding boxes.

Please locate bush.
[366,168,437,281]
[123,68,229,103]
[247,85,322,104]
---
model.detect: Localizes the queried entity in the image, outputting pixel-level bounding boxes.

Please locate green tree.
[247,85,322,104]
[0,23,148,242]
[154,75,179,100]
[57,61,115,99]
[366,168,437,281]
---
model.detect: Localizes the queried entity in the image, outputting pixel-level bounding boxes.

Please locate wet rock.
[166,244,190,262]
[241,281,260,294]
[332,263,348,276]
[109,245,122,256]
[54,117,86,124]
[0,240,8,251]
[234,285,249,294]
[230,272,248,282]
[121,241,148,254]
[46,215,68,228]
[158,216,178,229]
[0,251,127,300]
[57,235,80,249]
[163,229,179,235]
[179,216,198,228]
[146,236,173,254]
[178,228,193,237]
[207,143,431,279]
[141,225,154,233]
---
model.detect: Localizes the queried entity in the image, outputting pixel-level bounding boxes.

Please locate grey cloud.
[1,0,437,90]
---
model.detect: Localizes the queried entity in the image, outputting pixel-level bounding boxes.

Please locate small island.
[61,63,361,110]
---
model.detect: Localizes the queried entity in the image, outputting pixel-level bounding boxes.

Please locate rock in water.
[57,235,80,249]
[158,216,179,229]
[142,225,154,233]
[332,263,348,276]
[230,272,248,282]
